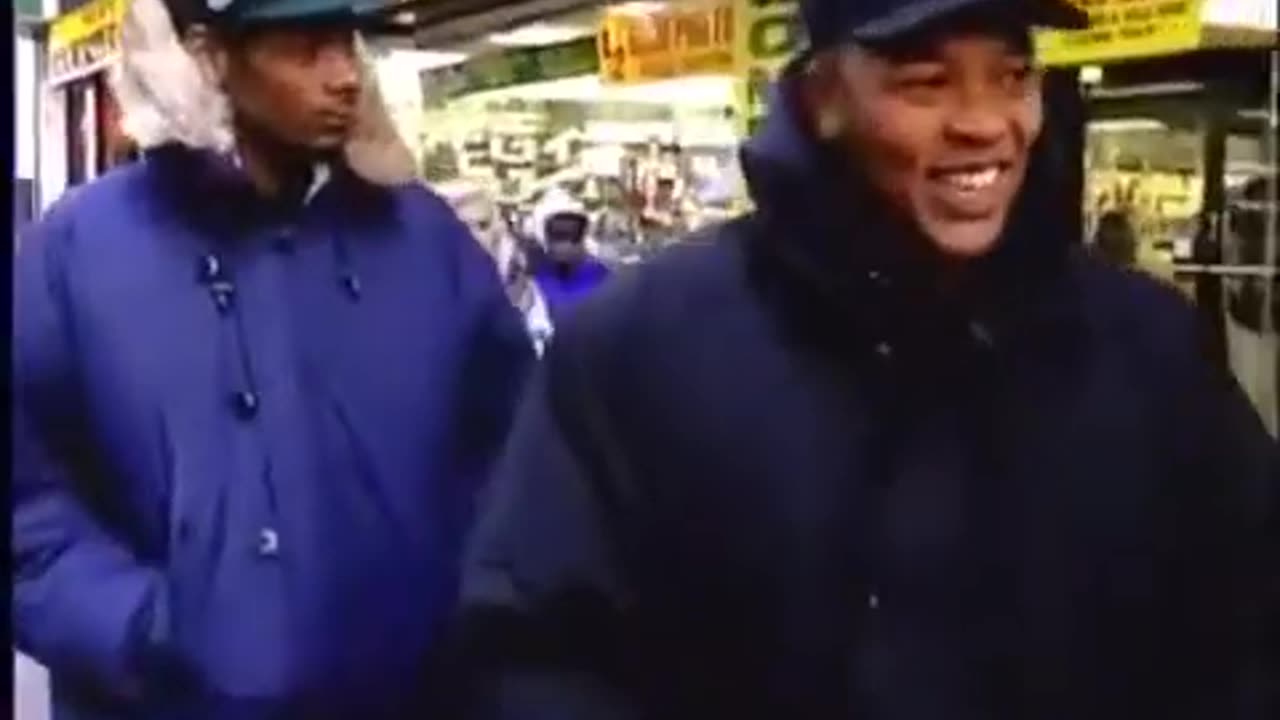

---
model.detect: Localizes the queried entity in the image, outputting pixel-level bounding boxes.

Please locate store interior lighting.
[611,1,670,15]
[1079,65,1103,86]
[1203,0,1277,30]
[1088,118,1171,132]
[459,73,737,107]
[1237,109,1275,121]
[376,48,469,72]
[487,22,595,47]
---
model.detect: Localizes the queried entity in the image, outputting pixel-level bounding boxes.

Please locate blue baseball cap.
[802,0,1089,51]
[166,0,375,28]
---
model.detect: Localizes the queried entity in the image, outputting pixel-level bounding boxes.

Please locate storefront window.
[1220,54,1279,432]
[1084,91,1207,284]
[371,1,746,263]
[97,75,136,170]
[65,77,94,187]
[1080,45,1278,432]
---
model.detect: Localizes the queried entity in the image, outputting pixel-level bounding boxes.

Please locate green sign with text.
[421,37,599,102]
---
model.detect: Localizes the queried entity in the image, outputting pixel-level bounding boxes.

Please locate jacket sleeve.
[452,222,536,485]
[1170,338,1280,719]
[11,215,170,698]
[457,332,643,720]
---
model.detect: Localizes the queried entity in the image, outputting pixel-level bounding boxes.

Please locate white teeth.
[942,166,1000,191]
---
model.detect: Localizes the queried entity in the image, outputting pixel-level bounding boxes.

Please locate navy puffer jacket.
[458,72,1279,719]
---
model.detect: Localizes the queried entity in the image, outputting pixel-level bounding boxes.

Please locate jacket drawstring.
[308,163,360,304]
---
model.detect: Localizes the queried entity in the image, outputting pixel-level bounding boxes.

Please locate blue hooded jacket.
[534,260,612,322]
[528,188,611,323]
[457,66,1279,719]
[11,144,534,719]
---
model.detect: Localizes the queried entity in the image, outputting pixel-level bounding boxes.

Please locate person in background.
[458,0,1278,718]
[440,179,554,354]
[1091,208,1138,267]
[531,186,611,323]
[11,0,532,717]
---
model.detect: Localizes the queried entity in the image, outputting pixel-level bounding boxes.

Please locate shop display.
[410,46,740,256]
[388,2,756,256]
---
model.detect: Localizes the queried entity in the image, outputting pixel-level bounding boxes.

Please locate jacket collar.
[143,144,390,236]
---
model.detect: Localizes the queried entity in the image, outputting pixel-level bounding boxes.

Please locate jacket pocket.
[156,412,223,664]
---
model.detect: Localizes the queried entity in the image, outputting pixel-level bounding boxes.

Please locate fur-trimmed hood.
[111,0,417,186]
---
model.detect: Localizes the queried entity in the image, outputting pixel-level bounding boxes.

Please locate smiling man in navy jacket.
[458,1,1279,718]
[11,0,532,717]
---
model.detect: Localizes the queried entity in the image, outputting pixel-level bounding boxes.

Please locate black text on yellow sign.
[598,4,735,85]
[48,0,126,85]
[1035,0,1203,66]
[49,26,121,85]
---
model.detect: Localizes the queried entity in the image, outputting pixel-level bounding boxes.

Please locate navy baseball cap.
[165,0,374,29]
[802,0,1089,51]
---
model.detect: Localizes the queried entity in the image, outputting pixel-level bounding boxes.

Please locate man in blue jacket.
[460,1,1279,718]
[11,0,532,717]
[529,187,612,324]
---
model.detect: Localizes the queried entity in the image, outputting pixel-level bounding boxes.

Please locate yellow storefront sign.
[597,3,735,85]
[733,0,803,136]
[48,0,127,86]
[1035,0,1204,65]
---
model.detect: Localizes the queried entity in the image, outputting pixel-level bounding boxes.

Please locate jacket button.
[210,281,236,314]
[969,320,994,349]
[341,274,362,300]
[196,254,223,284]
[868,592,880,610]
[257,527,280,557]
[273,228,296,255]
[874,341,893,359]
[176,519,193,545]
[230,390,259,420]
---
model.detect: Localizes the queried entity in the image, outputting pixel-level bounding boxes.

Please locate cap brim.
[224,0,376,28]
[849,0,1089,43]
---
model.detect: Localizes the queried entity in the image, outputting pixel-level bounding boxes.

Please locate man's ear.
[800,52,849,141]
[181,23,231,87]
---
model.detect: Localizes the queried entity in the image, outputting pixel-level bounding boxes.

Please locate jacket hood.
[531,186,589,248]
[739,64,1078,350]
[112,0,416,187]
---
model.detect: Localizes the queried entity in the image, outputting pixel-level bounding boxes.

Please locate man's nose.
[942,82,1011,146]
[321,46,361,98]
[942,102,1007,146]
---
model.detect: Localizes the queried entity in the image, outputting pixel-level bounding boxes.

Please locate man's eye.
[905,76,947,90]
[1000,65,1036,92]
[892,64,948,92]
[892,71,948,103]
